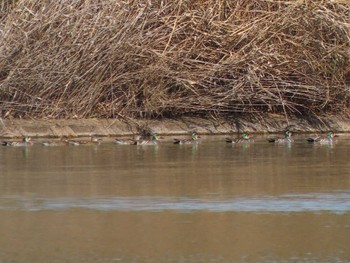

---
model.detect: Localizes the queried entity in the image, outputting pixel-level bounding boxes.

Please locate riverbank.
[1,114,350,138]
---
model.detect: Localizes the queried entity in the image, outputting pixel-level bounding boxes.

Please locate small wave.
[0,193,349,214]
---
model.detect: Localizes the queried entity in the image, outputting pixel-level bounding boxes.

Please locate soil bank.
[0,114,350,139]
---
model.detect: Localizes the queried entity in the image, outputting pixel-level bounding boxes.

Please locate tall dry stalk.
[0,0,349,119]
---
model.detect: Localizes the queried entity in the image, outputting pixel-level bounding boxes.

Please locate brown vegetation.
[0,0,349,119]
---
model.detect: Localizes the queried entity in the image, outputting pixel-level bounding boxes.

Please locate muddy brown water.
[0,135,350,263]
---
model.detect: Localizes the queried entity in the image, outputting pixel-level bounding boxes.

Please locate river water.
[0,135,349,263]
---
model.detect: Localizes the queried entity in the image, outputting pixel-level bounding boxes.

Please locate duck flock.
[0,131,337,147]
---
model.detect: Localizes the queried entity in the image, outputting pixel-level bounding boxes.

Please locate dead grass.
[0,0,349,119]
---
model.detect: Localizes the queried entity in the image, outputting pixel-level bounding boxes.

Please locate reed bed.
[0,0,349,119]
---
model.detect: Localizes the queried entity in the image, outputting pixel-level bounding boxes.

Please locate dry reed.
[0,0,349,119]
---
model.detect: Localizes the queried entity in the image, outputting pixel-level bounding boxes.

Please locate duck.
[134,133,160,145]
[174,132,199,144]
[225,133,253,143]
[268,131,293,143]
[42,140,68,146]
[66,137,102,146]
[41,137,69,146]
[307,131,336,143]
[115,135,142,145]
[1,136,34,147]
[116,133,160,145]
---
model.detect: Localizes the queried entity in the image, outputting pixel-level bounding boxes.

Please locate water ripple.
[0,193,349,214]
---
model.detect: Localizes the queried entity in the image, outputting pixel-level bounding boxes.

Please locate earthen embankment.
[1,115,350,138]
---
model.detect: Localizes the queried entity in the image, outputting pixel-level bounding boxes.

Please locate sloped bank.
[1,114,350,139]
